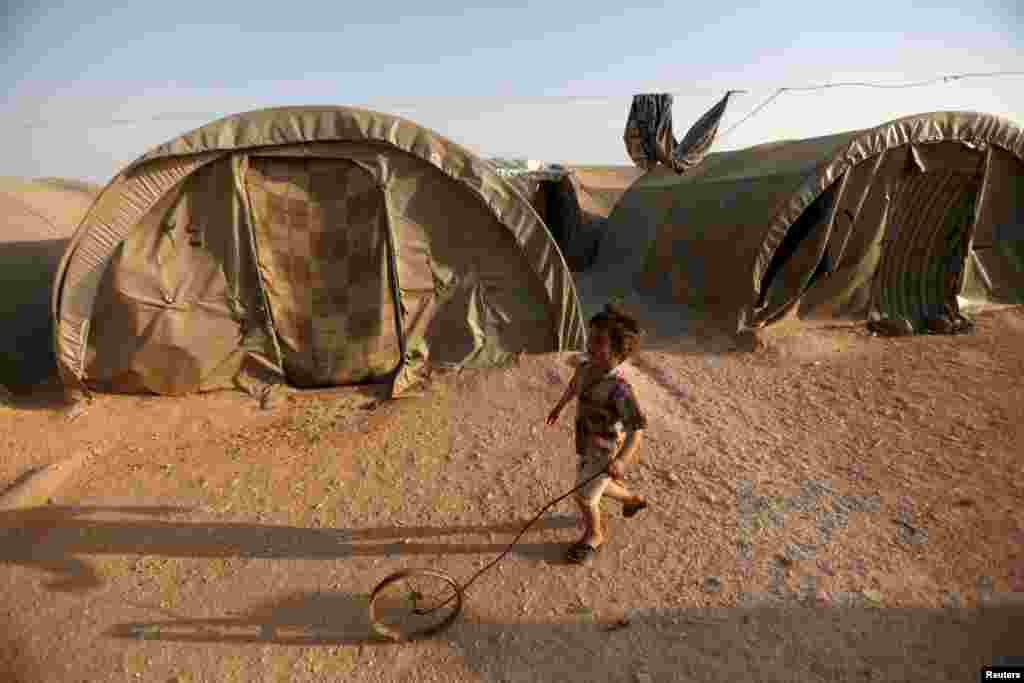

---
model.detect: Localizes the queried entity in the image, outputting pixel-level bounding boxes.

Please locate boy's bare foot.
[622,499,648,518]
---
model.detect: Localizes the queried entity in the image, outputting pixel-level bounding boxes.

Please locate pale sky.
[2,0,1022,183]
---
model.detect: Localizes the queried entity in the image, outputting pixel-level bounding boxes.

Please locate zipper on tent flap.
[232,153,286,374]
[380,188,409,382]
[953,146,995,300]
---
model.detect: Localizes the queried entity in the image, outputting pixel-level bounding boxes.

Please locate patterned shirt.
[571,361,648,454]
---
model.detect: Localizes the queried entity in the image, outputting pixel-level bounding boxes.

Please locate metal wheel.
[368,568,463,641]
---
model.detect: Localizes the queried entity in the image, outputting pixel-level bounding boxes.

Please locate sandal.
[622,500,648,518]
[566,542,601,565]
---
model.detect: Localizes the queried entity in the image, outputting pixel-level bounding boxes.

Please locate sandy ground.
[2,306,1023,682]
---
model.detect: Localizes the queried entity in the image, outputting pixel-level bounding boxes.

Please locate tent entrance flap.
[245,157,402,388]
[753,179,843,325]
[538,178,579,250]
[968,149,1024,304]
[872,169,982,326]
[83,162,265,396]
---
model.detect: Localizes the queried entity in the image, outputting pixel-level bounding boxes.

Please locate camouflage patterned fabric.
[570,361,647,455]
[246,157,400,387]
[569,361,648,505]
[50,106,597,399]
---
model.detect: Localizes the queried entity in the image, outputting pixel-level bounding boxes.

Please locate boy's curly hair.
[588,302,644,359]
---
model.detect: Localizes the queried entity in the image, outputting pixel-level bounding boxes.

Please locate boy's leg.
[573,495,593,542]
[572,449,612,549]
[590,503,606,546]
[603,479,645,507]
[573,497,605,548]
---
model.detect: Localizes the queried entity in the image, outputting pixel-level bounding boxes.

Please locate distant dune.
[569,164,645,189]
[33,176,103,197]
[0,176,98,241]
[0,176,99,390]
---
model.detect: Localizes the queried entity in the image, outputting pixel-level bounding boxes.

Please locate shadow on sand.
[5,506,1019,680]
[103,593,1023,681]
[0,504,577,592]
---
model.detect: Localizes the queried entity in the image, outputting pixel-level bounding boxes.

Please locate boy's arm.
[554,382,576,411]
[617,429,644,465]
[546,382,576,424]
[546,364,583,424]
[609,429,643,479]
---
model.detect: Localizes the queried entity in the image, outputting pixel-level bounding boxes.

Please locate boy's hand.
[545,407,561,426]
[607,458,627,480]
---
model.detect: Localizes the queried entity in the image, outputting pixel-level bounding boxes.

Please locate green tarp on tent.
[620,111,1024,332]
[52,106,586,398]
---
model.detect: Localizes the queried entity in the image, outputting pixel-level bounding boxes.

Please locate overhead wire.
[11,69,1024,145]
[717,70,1024,141]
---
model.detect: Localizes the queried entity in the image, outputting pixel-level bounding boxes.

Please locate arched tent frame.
[635,111,1024,332]
[53,106,586,395]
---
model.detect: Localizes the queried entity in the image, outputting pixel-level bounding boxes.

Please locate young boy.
[545,303,648,564]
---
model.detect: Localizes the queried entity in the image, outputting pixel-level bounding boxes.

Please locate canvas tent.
[52,106,586,399]
[563,166,646,273]
[509,165,645,272]
[1,177,99,392]
[627,111,1024,333]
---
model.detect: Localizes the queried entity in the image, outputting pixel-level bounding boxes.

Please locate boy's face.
[588,327,617,368]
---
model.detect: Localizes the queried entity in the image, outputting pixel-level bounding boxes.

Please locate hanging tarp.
[623,92,736,173]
